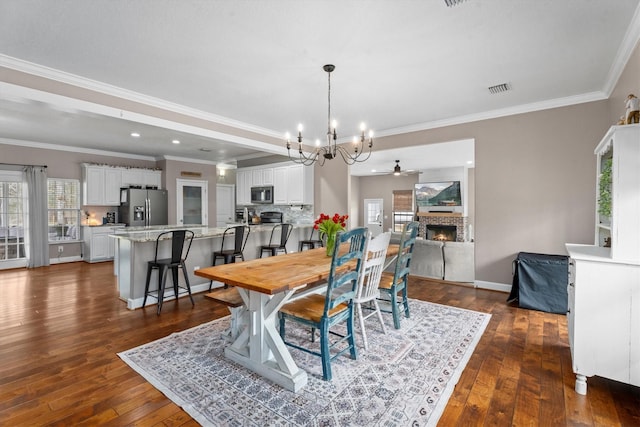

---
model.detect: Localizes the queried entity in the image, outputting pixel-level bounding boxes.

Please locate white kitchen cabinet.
[262,167,274,185]
[236,170,251,205]
[83,225,124,262]
[250,167,274,186]
[142,170,162,188]
[82,164,161,207]
[104,168,122,205]
[273,167,288,204]
[121,169,143,187]
[565,125,640,395]
[286,164,314,204]
[83,165,105,206]
[237,163,313,206]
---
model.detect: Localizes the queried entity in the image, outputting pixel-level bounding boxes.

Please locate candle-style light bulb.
[360,122,366,132]
[285,132,291,141]
[352,136,358,145]
[315,139,321,147]
[331,120,337,130]
[297,123,303,132]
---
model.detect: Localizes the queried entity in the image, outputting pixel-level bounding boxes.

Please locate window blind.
[392,190,414,212]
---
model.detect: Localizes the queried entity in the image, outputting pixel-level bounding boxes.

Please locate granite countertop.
[111,223,314,243]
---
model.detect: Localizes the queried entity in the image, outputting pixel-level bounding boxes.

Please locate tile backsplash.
[246,205,315,224]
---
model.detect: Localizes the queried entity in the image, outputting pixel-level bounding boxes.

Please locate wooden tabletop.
[195,244,399,295]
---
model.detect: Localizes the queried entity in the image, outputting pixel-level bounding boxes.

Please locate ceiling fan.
[373,160,418,177]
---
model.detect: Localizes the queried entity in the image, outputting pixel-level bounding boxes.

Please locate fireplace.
[426,225,457,241]
[417,212,468,242]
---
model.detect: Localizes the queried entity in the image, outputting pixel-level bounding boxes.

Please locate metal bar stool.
[299,227,324,251]
[210,225,250,290]
[143,229,195,315]
[259,223,292,257]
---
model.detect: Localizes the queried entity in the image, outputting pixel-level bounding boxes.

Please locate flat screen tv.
[415,181,462,207]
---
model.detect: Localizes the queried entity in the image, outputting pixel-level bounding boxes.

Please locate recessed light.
[172,139,180,144]
[199,148,211,152]
[130,132,140,138]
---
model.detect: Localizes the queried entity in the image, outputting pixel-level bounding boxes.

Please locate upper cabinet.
[237,162,313,206]
[82,164,161,207]
[594,124,640,263]
[236,170,251,205]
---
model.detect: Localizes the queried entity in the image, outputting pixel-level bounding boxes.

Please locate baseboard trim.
[50,256,83,264]
[474,280,511,293]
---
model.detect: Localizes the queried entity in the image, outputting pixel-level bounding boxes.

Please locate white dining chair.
[354,231,391,350]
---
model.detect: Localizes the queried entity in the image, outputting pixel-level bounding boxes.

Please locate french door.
[0,171,27,269]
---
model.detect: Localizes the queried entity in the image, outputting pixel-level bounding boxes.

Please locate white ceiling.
[1,0,639,174]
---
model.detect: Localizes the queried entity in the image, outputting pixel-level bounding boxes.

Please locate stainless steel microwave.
[250,186,273,204]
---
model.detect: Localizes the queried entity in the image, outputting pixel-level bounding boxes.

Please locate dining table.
[194,243,399,392]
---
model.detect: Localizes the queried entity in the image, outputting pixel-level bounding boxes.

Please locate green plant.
[598,157,612,218]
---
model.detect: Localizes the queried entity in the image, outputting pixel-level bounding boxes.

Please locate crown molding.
[0,54,283,139]
[0,137,157,161]
[373,91,608,139]
[602,3,640,96]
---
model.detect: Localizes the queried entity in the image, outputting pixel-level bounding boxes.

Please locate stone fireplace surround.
[417,212,468,242]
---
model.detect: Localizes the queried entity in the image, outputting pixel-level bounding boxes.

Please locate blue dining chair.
[278,227,368,381]
[378,221,419,329]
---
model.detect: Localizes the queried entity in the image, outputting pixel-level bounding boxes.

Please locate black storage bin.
[507,252,569,314]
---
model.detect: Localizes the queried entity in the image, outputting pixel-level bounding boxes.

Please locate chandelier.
[286,64,373,166]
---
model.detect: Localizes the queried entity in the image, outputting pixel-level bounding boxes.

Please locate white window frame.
[48,178,81,242]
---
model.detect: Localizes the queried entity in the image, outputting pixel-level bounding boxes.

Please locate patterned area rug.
[118,299,490,426]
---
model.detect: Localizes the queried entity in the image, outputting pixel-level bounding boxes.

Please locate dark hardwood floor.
[0,261,638,426]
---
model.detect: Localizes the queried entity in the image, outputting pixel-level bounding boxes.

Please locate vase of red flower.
[314,213,348,256]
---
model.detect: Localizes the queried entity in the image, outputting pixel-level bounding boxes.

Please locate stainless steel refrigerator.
[119,188,168,227]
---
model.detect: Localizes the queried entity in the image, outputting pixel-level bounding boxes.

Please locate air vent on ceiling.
[488,83,511,94]
[444,0,467,7]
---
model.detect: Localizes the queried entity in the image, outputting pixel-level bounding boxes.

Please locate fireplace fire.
[426,225,457,241]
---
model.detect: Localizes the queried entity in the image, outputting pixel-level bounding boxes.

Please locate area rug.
[118,299,490,426]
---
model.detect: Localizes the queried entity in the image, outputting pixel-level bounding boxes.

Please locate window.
[392,189,415,232]
[0,174,26,261]
[48,179,80,241]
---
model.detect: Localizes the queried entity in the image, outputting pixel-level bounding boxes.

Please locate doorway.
[216,184,235,227]
[364,198,383,237]
[176,179,208,226]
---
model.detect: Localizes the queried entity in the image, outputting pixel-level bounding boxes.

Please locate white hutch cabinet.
[565,124,640,395]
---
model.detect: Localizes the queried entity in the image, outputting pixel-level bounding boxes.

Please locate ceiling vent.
[488,83,511,94]
[444,0,467,6]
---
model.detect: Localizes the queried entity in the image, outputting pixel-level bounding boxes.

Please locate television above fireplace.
[415,181,462,207]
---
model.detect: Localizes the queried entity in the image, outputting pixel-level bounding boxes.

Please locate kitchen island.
[111,223,314,310]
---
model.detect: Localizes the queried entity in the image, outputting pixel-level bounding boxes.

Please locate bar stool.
[210,225,250,290]
[143,229,195,315]
[299,227,324,251]
[259,223,292,257]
